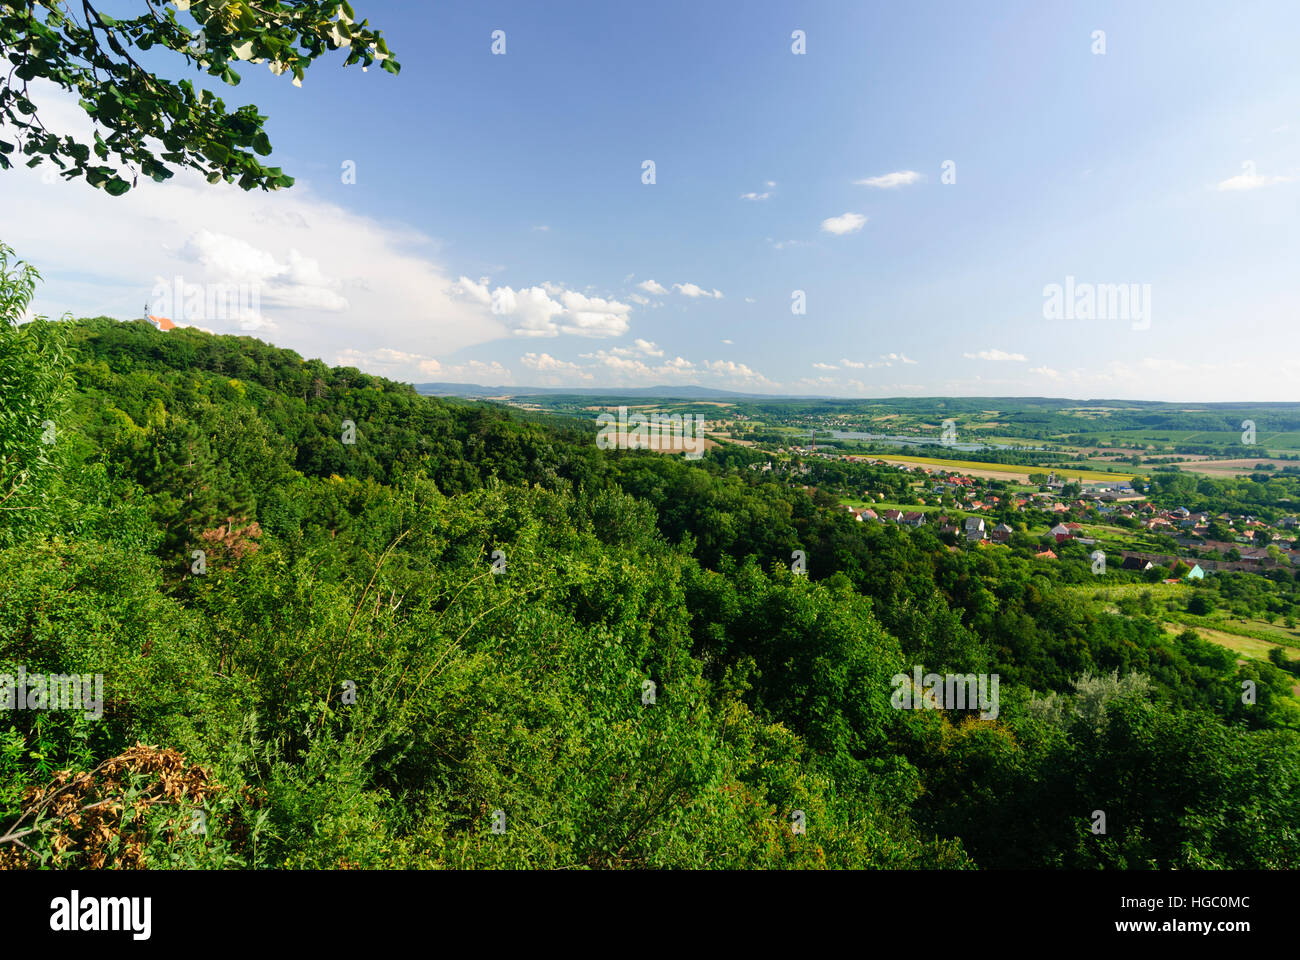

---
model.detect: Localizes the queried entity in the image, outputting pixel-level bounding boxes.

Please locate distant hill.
[413,383,1300,407]
[412,382,813,400]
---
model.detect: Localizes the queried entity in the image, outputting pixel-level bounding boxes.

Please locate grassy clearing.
[1162,623,1300,697]
[1067,582,1187,603]
[1069,584,1300,651]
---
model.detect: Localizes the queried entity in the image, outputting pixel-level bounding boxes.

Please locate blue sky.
[7,0,1300,398]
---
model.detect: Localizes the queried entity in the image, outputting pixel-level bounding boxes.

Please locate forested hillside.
[2,260,1298,869]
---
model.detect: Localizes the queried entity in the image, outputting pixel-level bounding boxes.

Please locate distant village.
[751,452,1300,581]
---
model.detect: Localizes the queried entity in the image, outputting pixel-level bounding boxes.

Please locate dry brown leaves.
[1,742,253,870]
[199,517,262,562]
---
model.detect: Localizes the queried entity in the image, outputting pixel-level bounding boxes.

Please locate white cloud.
[839,358,865,369]
[520,352,591,380]
[673,282,723,299]
[704,359,778,388]
[2,84,523,369]
[553,288,634,337]
[2,79,639,380]
[176,229,349,321]
[812,362,839,370]
[932,355,1300,402]
[595,339,665,360]
[820,212,867,235]
[740,191,772,201]
[1216,169,1296,191]
[578,349,698,383]
[964,349,1027,362]
[441,359,512,383]
[861,353,918,369]
[336,347,444,378]
[333,349,514,384]
[453,279,631,338]
[854,170,922,188]
[637,279,669,295]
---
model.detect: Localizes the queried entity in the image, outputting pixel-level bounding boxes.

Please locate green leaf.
[202,142,230,164]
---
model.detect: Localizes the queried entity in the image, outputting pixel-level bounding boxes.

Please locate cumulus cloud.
[820,212,867,235]
[854,170,922,188]
[332,349,513,384]
[336,347,444,377]
[673,282,723,299]
[704,359,778,388]
[578,349,698,382]
[1,79,634,382]
[637,279,669,295]
[552,287,634,337]
[594,339,665,360]
[176,229,349,322]
[964,349,1027,362]
[3,87,521,366]
[453,278,631,338]
[520,352,592,380]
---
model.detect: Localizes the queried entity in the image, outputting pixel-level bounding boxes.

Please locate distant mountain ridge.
[412,382,1300,407]
[413,382,808,399]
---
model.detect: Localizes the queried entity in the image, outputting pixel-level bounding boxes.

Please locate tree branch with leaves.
[0,0,398,194]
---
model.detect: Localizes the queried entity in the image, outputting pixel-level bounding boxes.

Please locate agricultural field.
[863,454,1135,483]
[1169,458,1297,477]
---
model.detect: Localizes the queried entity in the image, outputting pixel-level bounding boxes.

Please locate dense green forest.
[2,254,1298,869]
